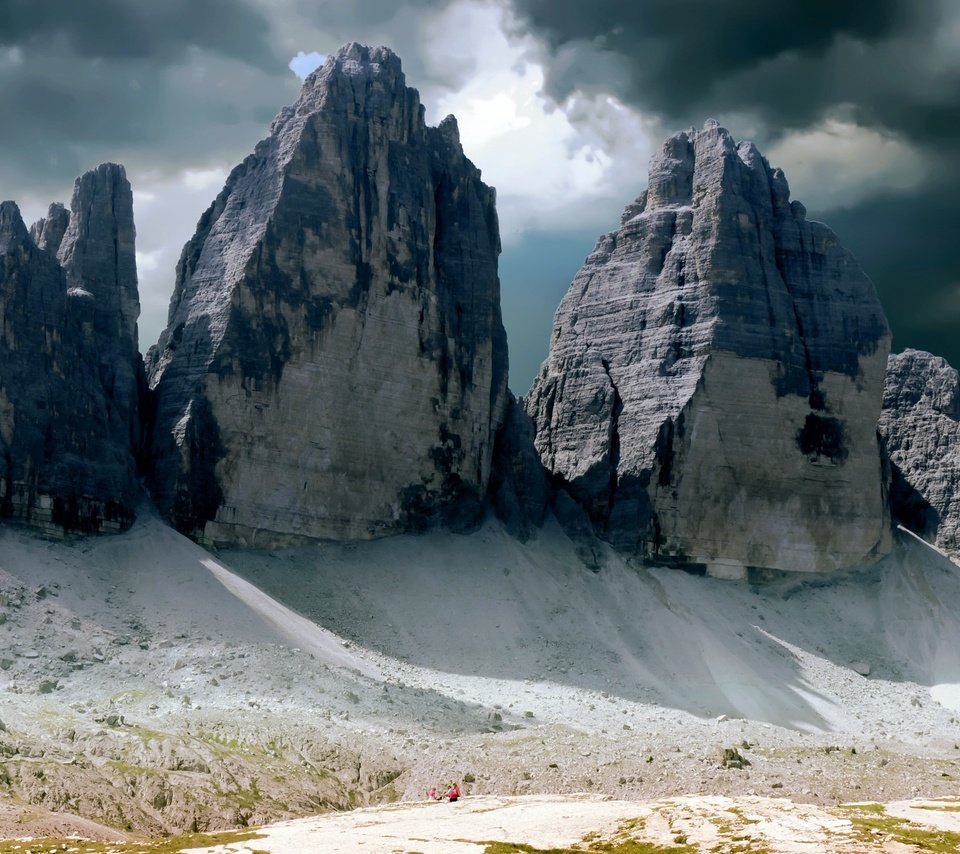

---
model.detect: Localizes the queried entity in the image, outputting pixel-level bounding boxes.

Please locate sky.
[0,0,957,393]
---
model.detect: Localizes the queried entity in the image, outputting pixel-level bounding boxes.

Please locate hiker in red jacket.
[447,782,461,802]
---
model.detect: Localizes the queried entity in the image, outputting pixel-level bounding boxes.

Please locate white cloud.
[289,51,326,80]
[0,46,23,67]
[766,118,928,210]
[181,167,228,192]
[132,188,157,206]
[135,248,163,274]
[420,1,656,243]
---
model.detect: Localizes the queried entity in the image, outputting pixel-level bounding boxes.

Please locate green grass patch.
[0,827,265,853]
[481,841,695,853]
[914,801,960,813]
[838,803,960,852]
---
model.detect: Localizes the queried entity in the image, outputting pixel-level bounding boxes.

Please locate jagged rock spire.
[148,42,508,545]
[0,165,142,534]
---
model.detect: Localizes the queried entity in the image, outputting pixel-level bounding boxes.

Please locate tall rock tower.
[0,164,142,533]
[527,121,891,576]
[148,43,509,545]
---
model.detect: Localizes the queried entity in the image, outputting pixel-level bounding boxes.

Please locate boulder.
[148,43,508,545]
[526,121,892,576]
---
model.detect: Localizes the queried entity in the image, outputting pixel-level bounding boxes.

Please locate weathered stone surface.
[879,349,960,552]
[57,165,144,471]
[148,43,508,545]
[0,164,141,533]
[29,203,69,255]
[527,121,892,576]
[488,394,550,540]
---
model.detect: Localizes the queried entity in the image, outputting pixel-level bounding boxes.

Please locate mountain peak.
[0,200,28,252]
[300,42,404,90]
[148,43,507,546]
[527,122,892,576]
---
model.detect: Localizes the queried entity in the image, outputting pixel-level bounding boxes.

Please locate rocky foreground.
[0,513,958,849]
[188,793,960,853]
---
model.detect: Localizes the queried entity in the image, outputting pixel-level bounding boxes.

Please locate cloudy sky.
[1,0,957,391]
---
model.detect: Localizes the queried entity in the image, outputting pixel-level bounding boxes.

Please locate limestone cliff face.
[879,349,960,552]
[527,121,892,576]
[148,43,508,545]
[0,164,141,533]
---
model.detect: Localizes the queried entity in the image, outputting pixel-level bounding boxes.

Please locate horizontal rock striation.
[0,164,142,534]
[148,43,508,545]
[527,121,892,576]
[879,349,960,552]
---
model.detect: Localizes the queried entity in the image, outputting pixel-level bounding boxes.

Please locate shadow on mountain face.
[754,528,960,691]
[221,517,960,734]
[888,460,942,542]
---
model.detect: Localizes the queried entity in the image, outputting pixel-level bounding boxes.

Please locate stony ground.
[0,512,958,851]
[185,793,960,853]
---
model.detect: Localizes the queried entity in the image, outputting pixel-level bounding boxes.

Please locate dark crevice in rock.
[655,417,677,487]
[170,398,225,539]
[796,413,848,464]
[888,460,940,541]
[599,357,623,528]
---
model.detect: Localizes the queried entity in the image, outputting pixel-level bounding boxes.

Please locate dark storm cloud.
[506,0,960,368]
[506,0,947,140]
[820,166,960,369]
[0,53,297,195]
[297,0,449,31]
[287,0,478,92]
[0,0,277,68]
[0,0,299,196]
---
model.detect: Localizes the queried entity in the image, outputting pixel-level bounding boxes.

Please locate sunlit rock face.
[527,121,892,577]
[148,43,508,546]
[0,164,142,534]
[880,349,960,553]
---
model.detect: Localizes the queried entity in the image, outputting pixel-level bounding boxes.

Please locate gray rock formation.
[28,203,69,254]
[148,43,508,545]
[527,121,892,576]
[57,165,144,470]
[488,394,550,540]
[879,349,960,552]
[0,164,142,533]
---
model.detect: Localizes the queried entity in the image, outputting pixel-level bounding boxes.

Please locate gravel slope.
[0,510,958,842]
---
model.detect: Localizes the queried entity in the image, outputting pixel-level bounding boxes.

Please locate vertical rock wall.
[148,43,508,545]
[0,164,141,533]
[527,121,892,576]
[879,349,960,552]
